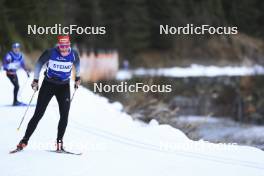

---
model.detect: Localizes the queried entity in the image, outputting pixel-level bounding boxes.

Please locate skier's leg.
[7,74,19,103]
[55,83,70,142]
[22,80,55,142]
[13,75,19,103]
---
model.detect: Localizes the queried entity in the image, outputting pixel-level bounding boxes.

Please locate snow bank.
[1,69,264,176]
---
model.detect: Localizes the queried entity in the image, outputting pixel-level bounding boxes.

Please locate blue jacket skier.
[2,43,30,106]
[15,35,81,152]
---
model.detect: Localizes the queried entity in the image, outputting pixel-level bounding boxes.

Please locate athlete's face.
[12,47,20,54]
[58,44,70,56]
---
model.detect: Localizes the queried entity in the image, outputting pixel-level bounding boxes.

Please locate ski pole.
[70,87,77,103]
[17,90,37,131]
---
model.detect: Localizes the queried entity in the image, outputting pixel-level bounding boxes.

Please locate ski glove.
[74,77,81,89]
[31,79,39,91]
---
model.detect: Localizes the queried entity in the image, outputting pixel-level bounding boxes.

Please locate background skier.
[2,43,30,106]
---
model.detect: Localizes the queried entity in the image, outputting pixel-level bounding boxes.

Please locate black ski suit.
[22,48,80,143]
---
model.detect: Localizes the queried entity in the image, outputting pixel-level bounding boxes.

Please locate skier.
[14,35,81,152]
[2,43,30,106]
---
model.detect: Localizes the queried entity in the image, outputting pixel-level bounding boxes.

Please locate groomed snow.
[1,70,264,176]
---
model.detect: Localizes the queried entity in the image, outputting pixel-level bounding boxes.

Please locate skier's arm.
[34,49,51,80]
[73,50,81,88]
[20,54,25,69]
[3,53,12,71]
[73,50,81,80]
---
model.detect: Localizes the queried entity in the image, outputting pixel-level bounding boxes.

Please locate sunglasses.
[58,44,70,49]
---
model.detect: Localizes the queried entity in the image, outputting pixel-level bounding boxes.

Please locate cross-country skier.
[2,43,30,106]
[14,35,81,152]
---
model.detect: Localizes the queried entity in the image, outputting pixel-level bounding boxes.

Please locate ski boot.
[10,139,28,153]
[56,140,65,152]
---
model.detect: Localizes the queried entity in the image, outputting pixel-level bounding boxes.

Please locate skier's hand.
[74,77,81,89]
[31,79,39,91]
